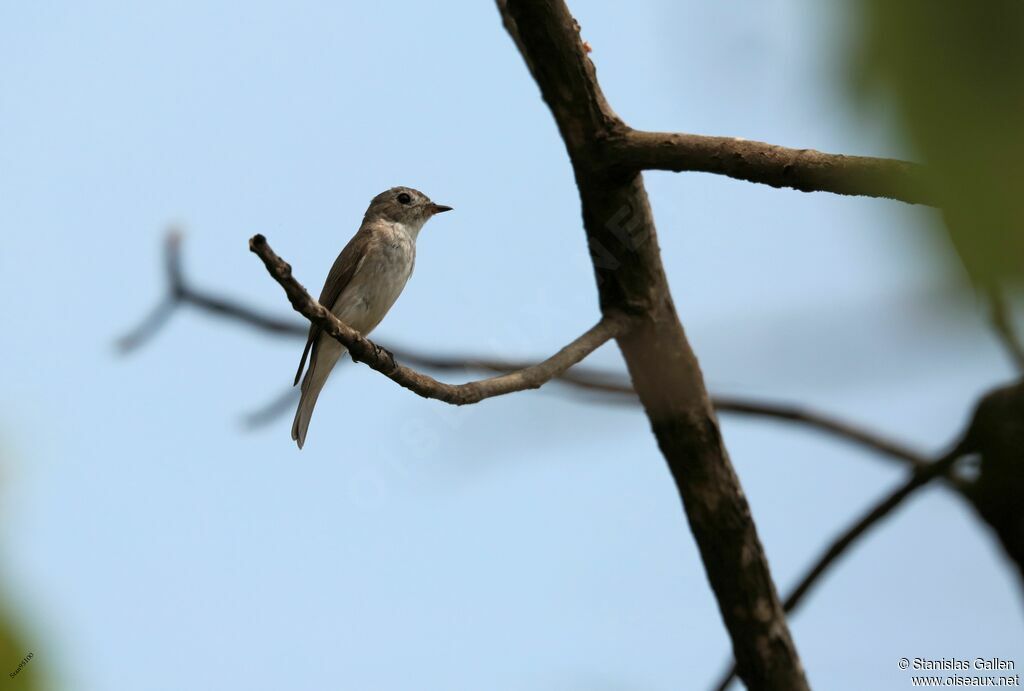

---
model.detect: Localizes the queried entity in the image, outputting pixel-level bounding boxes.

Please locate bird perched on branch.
[292,186,452,448]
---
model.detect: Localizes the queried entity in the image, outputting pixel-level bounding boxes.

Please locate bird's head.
[364,186,452,230]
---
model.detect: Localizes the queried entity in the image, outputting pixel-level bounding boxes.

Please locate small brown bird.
[291,187,452,448]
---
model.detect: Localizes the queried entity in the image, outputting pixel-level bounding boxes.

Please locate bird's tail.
[292,340,343,449]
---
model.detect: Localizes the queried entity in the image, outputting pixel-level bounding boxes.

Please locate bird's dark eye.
[397,192,412,205]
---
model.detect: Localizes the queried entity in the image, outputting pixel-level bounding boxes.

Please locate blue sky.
[1,1,1021,689]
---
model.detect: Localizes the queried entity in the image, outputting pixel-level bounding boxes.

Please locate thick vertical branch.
[497,2,809,690]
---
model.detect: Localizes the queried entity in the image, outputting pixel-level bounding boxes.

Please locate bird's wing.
[293,227,372,385]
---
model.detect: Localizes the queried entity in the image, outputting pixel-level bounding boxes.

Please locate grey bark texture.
[496,2,810,689]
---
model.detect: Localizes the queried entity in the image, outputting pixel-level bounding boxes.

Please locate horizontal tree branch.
[121,232,938,470]
[248,233,628,405]
[713,397,929,469]
[606,129,935,206]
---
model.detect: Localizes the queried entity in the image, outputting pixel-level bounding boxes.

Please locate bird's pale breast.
[330,223,416,335]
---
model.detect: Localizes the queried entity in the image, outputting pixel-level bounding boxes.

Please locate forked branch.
[498,1,810,688]
[711,411,980,691]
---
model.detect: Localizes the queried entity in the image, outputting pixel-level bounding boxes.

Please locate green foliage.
[852,0,1024,287]
[0,608,45,690]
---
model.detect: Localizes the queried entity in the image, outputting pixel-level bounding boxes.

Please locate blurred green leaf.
[0,608,45,690]
[852,0,1024,287]
[0,439,51,690]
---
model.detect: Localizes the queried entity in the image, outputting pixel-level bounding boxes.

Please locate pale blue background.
[1,1,1022,690]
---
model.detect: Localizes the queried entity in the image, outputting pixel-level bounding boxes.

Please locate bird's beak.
[429,203,453,214]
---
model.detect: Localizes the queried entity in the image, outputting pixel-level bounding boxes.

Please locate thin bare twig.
[117,231,303,353]
[248,233,628,404]
[240,363,628,428]
[117,231,186,353]
[115,296,177,353]
[242,386,302,429]
[711,440,970,691]
[712,397,928,469]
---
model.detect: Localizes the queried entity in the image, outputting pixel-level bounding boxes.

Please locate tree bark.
[497,2,810,689]
[606,130,934,205]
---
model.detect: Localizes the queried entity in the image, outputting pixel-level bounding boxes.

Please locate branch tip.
[249,234,267,252]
